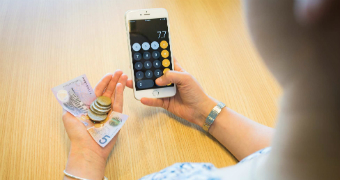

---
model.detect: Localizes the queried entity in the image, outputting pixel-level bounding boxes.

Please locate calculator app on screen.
[129,18,173,91]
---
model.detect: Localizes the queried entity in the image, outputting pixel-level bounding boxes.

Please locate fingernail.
[114,69,122,75]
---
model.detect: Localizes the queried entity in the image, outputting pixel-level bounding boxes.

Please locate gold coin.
[87,109,107,122]
[163,68,170,74]
[161,50,169,58]
[162,59,170,67]
[160,40,168,49]
[96,96,111,107]
[94,122,105,128]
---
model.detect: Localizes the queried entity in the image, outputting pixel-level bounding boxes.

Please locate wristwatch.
[203,102,226,132]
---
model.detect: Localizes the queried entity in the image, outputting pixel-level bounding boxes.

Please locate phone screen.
[129,18,173,91]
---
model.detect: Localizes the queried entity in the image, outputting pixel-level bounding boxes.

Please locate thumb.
[62,110,79,126]
[155,71,189,86]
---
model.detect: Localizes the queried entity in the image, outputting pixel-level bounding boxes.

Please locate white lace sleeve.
[140,147,272,180]
[139,163,220,180]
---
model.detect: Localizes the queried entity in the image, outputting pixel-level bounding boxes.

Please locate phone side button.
[152,90,159,97]
[136,80,154,89]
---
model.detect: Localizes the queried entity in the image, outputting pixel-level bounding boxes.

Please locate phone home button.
[152,90,159,97]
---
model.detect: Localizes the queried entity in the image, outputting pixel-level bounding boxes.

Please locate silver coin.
[91,101,110,111]
[90,105,108,115]
[87,109,107,122]
[91,103,111,114]
[94,101,111,110]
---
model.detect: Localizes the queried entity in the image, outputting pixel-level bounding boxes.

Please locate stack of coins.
[88,96,111,122]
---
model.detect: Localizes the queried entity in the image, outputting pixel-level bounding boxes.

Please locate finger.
[117,74,128,88]
[112,83,124,113]
[155,70,188,86]
[112,73,127,103]
[110,74,127,107]
[140,97,165,108]
[126,79,133,89]
[102,70,123,97]
[62,111,73,121]
[94,73,113,97]
[62,111,79,126]
[173,57,185,72]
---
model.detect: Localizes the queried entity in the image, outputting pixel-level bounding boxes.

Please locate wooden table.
[0,0,281,179]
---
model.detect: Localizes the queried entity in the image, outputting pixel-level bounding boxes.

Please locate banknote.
[88,111,128,147]
[52,74,96,117]
[52,74,128,147]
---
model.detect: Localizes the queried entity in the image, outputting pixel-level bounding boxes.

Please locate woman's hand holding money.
[62,70,128,180]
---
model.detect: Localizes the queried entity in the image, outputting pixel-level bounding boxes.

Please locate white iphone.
[125,8,176,100]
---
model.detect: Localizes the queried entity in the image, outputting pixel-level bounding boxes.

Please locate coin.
[94,101,111,110]
[87,109,107,122]
[90,103,111,114]
[91,101,110,111]
[96,96,111,107]
[90,105,109,115]
[93,122,105,128]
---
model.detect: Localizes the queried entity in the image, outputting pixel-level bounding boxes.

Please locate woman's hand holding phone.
[127,58,218,127]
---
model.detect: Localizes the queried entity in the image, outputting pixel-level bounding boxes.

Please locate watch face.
[129,18,174,91]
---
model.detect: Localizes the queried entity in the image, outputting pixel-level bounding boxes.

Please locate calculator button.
[152,51,160,59]
[154,69,162,77]
[135,62,143,70]
[142,42,150,50]
[161,50,169,58]
[132,43,141,51]
[153,60,161,68]
[163,68,170,74]
[136,71,144,79]
[151,41,159,50]
[133,53,142,61]
[136,80,154,89]
[145,70,153,78]
[162,59,170,67]
[160,40,168,49]
[143,52,151,59]
[144,61,152,69]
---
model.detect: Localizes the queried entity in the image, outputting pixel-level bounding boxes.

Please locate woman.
[62,0,340,179]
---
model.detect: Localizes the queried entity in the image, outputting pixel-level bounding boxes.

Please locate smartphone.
[125,8,176,100]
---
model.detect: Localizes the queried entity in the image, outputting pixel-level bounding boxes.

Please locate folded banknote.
[88,111,128,147]
[52,74,96,117]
